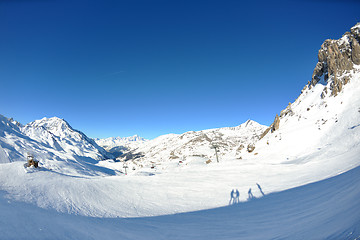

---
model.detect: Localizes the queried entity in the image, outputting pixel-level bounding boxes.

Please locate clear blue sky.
[0,0,359,139]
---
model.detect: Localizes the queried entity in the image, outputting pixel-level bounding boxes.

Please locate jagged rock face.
[280,103,294,118]
[352,36,360,65]
[259,114,280,140]
[271,114,280,132]
[311,23,360,96]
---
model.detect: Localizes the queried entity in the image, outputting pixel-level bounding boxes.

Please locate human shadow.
[256,183,265,196]
[248,188,254,200]
[229,189,240,205]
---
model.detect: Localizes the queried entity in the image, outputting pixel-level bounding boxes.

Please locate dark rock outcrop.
[259,114,280,140]
[247,144,255,153]
[271,114,280,132]
[351,36,360,65]
[280,103,294,118]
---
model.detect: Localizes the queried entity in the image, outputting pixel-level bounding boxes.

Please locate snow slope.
[1,164,359,240]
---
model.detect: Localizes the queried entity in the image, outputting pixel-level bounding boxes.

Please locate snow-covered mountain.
[0,116,113,176]
[119,120,266,165]
[0,23,360,240]
[95,135,148,158]
[95,135,147,148]
[95,120,267,167]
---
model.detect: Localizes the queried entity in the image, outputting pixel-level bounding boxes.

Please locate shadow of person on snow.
[229,189,240,205]
[248,188,254,200]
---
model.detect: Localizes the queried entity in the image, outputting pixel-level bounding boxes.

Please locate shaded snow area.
[0,165,359,240]
[0,66,360,238]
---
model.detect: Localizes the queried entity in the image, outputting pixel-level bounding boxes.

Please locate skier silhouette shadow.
[248,188,255,200]
[229,189,240,205]
[256,183,265,196]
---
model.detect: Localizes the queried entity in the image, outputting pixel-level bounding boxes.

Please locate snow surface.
[0,164,359,240]
[0,65,360,238]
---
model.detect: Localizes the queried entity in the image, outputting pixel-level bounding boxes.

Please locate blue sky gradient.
[1,0,359,139]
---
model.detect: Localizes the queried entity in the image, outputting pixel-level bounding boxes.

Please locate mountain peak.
[29,117,72,133]
[351,22,360,32]
[243,119,257,127]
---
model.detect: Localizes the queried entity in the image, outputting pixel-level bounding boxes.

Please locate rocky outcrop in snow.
[256,23,360,164]
[311,23,360,96]
[260,23,360,140]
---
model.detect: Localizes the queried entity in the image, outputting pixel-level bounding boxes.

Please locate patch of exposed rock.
[247,144,255,153]
[311,23,360,97]
[259,114,280,140]
[280,103,294,118]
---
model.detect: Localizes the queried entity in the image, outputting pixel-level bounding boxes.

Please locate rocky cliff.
[311,23,360,97]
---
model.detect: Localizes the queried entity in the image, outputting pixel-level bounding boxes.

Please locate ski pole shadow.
[256,183,265,196]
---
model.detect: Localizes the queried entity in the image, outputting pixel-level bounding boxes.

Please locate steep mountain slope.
[0,115,113,176]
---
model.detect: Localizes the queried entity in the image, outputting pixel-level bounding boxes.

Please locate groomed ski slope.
[0,164,359,240]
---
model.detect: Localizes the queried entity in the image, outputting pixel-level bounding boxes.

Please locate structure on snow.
[27,153,39,168]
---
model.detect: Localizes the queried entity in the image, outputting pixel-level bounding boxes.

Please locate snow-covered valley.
[1,23,360,239]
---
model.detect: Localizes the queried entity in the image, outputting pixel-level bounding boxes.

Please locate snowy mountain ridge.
[24,116,110,158]
[0,115,113,176]
[100,119,267,170]
[94,134,147,149]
